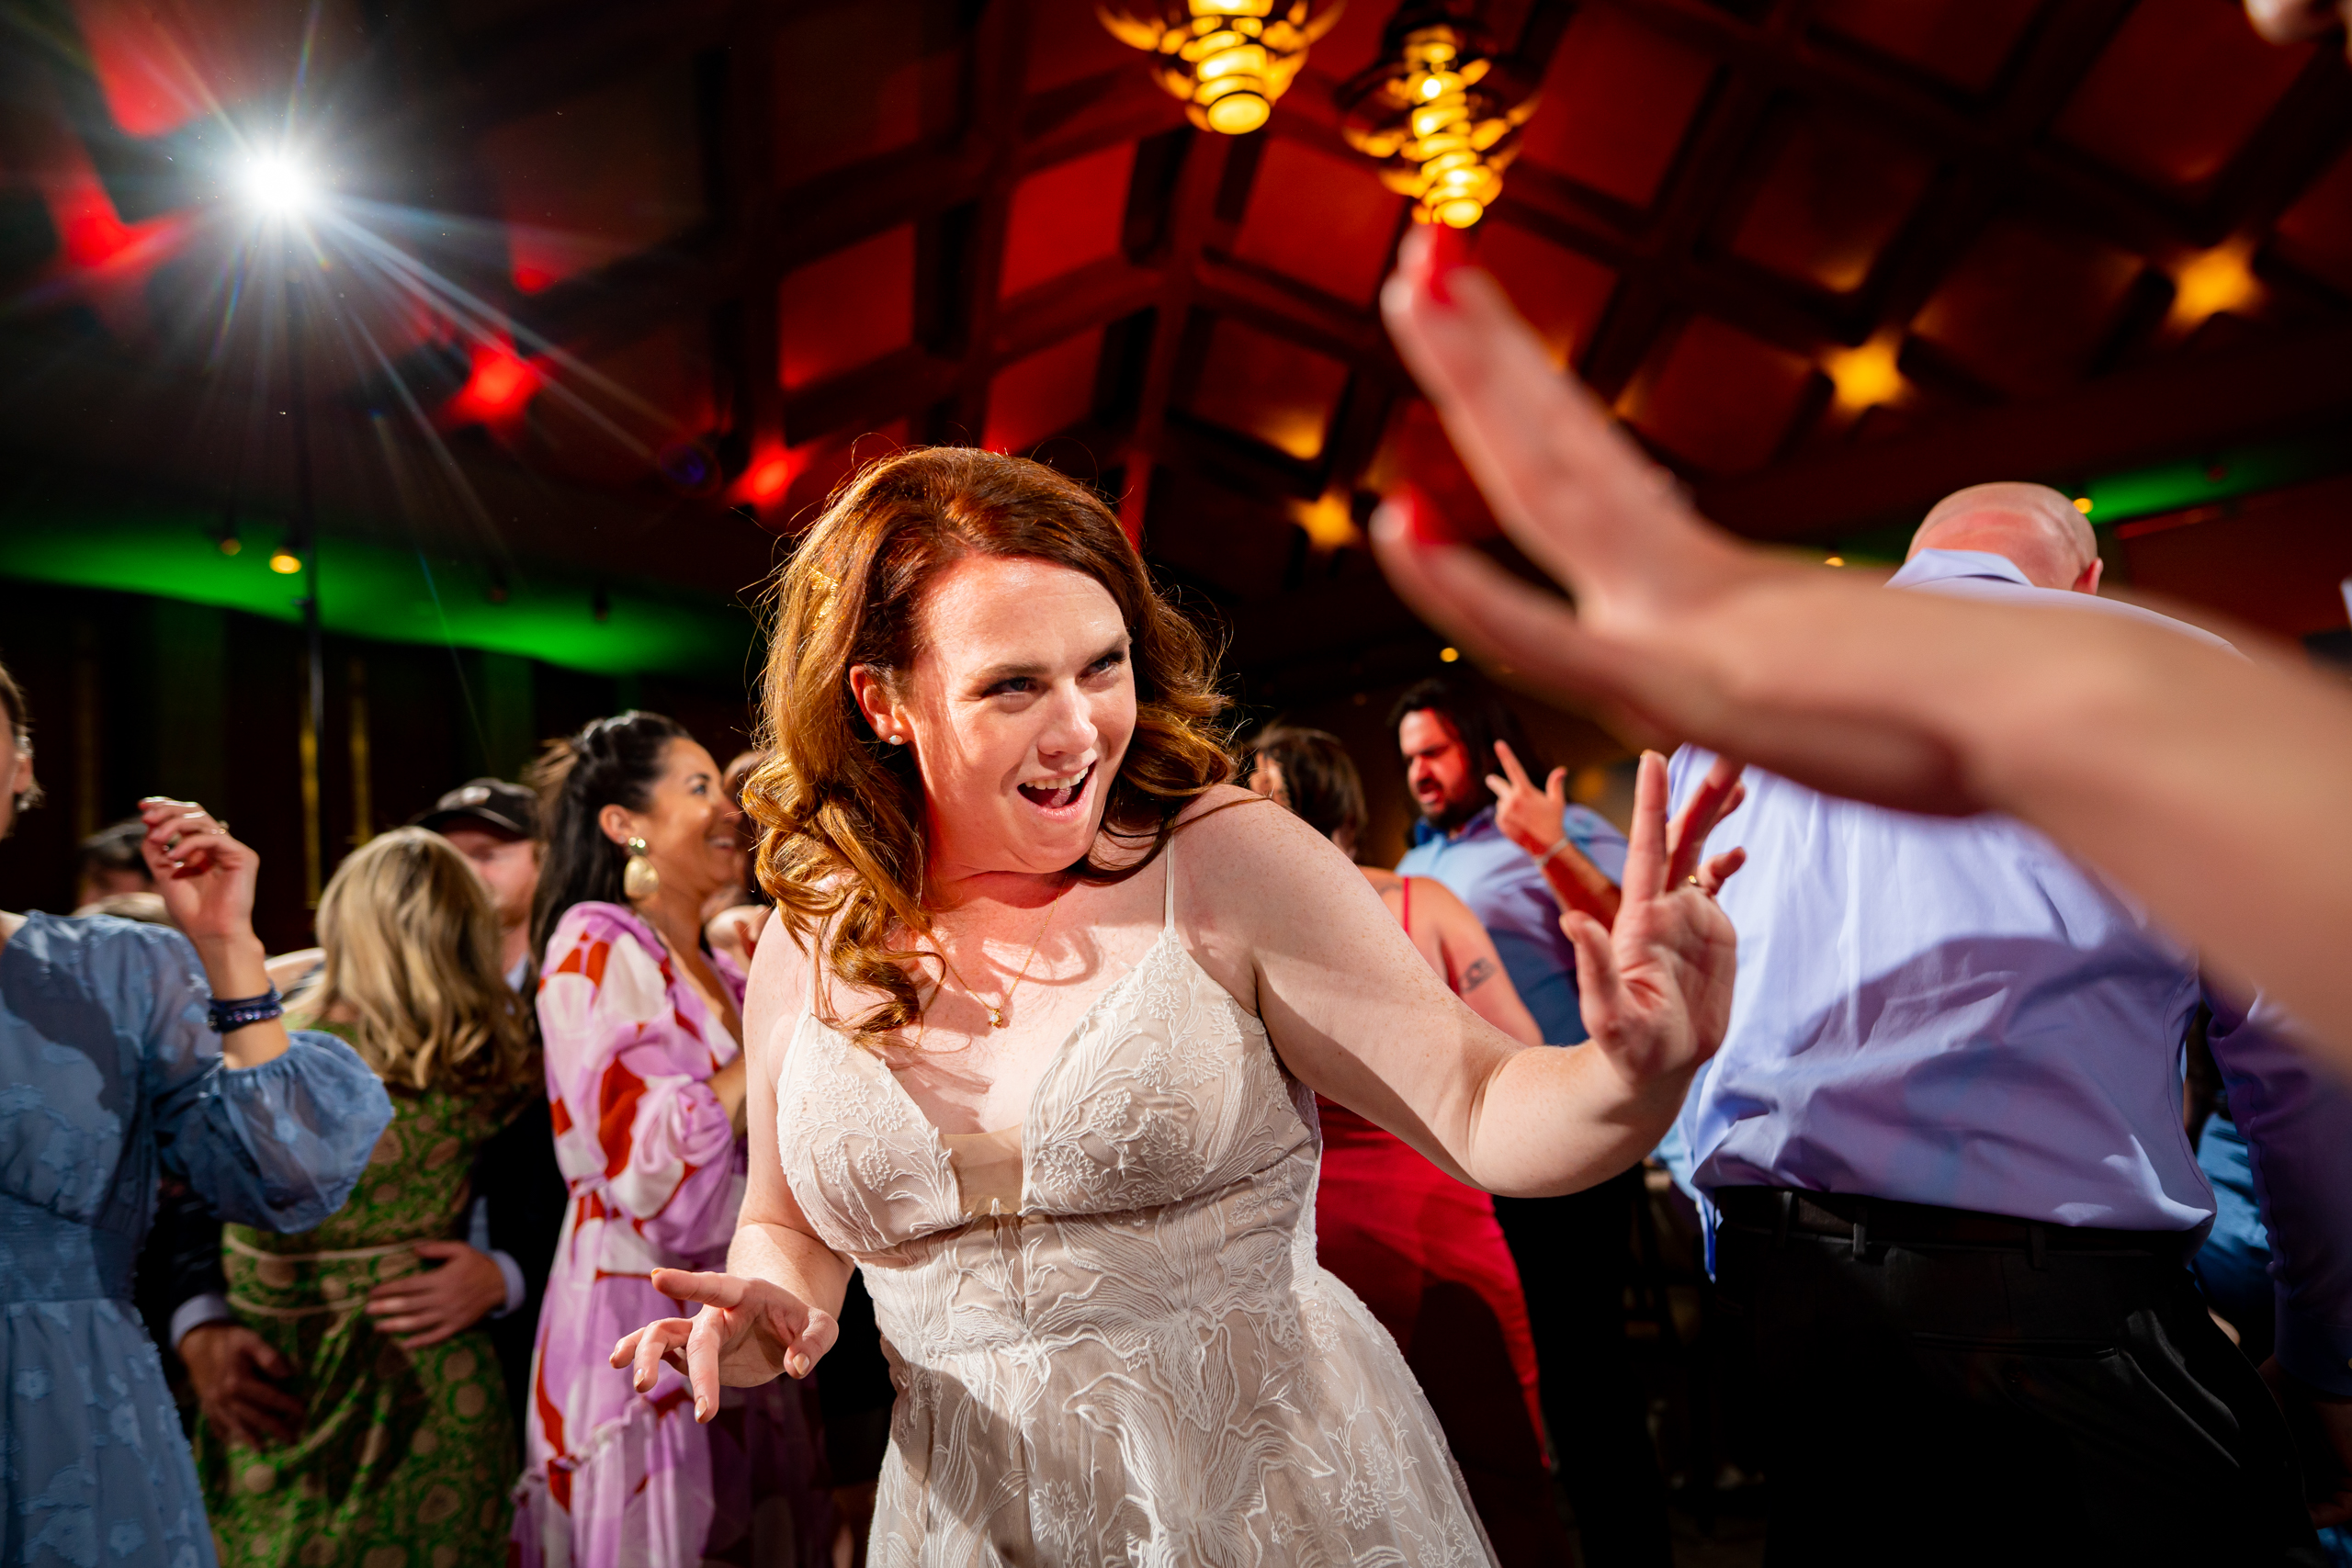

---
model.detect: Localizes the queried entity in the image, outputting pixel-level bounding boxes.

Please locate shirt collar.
[1410,802,1495,846]
[1885,547,2033,591]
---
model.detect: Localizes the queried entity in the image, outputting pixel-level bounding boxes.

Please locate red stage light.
[746,456,792,502]
[449,344,540,423]
[513,265,555,294]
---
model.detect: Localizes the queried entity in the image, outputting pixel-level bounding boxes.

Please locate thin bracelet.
[209,987,284,1034]
[1535,837,1576,869]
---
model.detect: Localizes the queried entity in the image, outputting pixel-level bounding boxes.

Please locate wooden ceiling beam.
[1694,321,2352,541]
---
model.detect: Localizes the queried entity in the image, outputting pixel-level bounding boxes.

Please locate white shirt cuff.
[170,1292,235,1351]
[491,1249,526,1317]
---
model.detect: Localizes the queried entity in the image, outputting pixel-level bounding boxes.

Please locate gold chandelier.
[1338,6,1538,228]
[1097,0,1344,136]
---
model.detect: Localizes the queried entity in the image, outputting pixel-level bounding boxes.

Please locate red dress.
[1313,877,1566,1564]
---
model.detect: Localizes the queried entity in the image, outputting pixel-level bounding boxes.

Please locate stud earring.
[888,732,907,746]
[623,836,661,901]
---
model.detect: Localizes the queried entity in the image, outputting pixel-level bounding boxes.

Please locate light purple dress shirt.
[1668,549,2236,1234]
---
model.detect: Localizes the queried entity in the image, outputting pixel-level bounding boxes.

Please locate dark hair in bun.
[526,710,689,964]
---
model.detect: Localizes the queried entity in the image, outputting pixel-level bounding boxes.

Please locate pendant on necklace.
[988,1007,1007,1029]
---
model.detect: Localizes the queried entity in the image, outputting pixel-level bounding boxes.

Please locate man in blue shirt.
[1389,677,1668,1567]
[1672,484,2326,1563]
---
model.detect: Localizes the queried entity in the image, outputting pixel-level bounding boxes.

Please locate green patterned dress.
[198,1025,527,1568]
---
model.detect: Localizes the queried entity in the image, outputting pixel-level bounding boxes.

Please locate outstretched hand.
[610,1268,838,1424]
[1563,753,1746,1089]
[1486,739,1568,860]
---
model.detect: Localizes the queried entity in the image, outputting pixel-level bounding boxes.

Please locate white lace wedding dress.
[775,854,1498,1566]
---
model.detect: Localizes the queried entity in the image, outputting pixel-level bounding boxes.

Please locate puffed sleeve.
[122,923,394,1234]
[538,906,743,1258]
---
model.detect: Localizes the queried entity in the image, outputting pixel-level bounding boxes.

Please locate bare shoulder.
[1166,784,1345,892]
[1359,866,1403,896]
[742,907,819,1064]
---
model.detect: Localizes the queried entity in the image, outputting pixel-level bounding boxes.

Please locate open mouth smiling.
[1017,764,1094,812]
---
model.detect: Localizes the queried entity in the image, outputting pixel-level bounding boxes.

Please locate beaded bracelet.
[208,987,283,1035]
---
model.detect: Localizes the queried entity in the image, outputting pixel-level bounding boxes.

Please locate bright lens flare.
[241,153,314,217]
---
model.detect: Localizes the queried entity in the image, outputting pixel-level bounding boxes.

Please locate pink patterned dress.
[512,901,830,1568]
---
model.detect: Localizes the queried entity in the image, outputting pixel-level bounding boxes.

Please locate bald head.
[1908,482,2103,594]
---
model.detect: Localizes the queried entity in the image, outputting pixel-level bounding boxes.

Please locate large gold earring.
[623,836,661,902]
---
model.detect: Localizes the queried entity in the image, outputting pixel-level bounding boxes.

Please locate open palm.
[1563,753,1744,1086]
[612,1268,837,1424]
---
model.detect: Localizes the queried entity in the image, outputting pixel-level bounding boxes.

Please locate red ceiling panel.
[1476,222,1616,369]
[1188,316,1352,460]
[532,323,713,486]
[1808,0,2042,96]
[1025,0,1142,95]
[985,327,1103,453]
[1623,315,1815,474]
[71,0,363,138]
[483,64,706,294]
[2274,145,2352,293]
[1909,216,2142,398]
[1514,9,1717,209]
[776,1,956,186]
[2120,473,2352,638]
[779,226,917,391]
[783,422,910,523]
[1000,142,1134,299]
[2054,0,2312,195]
[1300,0,1393,88]
[1230,137,1405,305]
[1727,109,1936,296]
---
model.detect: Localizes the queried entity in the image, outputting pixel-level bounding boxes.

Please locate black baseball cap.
[413,778,539,840]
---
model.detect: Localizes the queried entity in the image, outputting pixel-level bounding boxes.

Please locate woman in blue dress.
[0,660,393,1568]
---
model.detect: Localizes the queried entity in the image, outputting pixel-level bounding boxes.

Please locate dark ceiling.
[4,0,2349,705]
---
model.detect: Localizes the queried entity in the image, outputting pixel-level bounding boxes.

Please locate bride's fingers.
[609,1328,644,1369]
[1666,758,1746,886]
[684,1308,729,1421]
[1619,752,1672,903]
[653,1268,747,1311]
[1699,847,1747,895]
[785,1308,840,1380]
[631,1317,687,1393]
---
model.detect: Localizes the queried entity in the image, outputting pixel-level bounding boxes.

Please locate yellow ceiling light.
[1338,8,1538,229]
[1098,1,1341,136]
[268,548,304,575]
[1822,332,1905,413]
[2169,237,2262,330]
[1293,491,1363,550]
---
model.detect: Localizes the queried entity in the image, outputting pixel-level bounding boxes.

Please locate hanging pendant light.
[1338,5,1538,228]
[1098,1,1344,136]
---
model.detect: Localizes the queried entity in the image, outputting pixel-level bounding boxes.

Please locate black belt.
[1713,1186,2196,1265]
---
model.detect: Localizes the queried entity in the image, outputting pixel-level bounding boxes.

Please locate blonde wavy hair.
[745,446,1235,1043]
[300,828,537,1095]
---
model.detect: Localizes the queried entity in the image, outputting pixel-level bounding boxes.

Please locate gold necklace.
[926,878,1070,1030]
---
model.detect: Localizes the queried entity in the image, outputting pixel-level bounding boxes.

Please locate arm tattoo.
[1460,957,1497,991]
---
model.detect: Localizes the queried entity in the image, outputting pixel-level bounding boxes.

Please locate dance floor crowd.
[10,78,2352,1562]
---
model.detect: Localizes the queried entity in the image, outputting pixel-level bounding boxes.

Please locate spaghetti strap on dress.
[775,847,1498,1565]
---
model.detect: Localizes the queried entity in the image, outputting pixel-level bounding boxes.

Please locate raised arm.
[1190,756,1742,1198]
[1486,740,1620,924]
[1368,225,2352,1066]
[1415,877,1544,1046]
[613,915,850,1424]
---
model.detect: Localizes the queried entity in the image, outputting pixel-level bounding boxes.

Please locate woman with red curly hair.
[616,446,1745,1564]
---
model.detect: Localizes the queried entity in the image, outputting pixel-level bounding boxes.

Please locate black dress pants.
[1494,1166,1672,1567]
[1713,1190,2324,1567]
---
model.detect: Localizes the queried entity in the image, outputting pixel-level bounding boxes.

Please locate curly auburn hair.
[744,446,1233,1043]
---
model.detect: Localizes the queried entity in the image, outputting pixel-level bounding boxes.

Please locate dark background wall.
[0,580,756,951]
